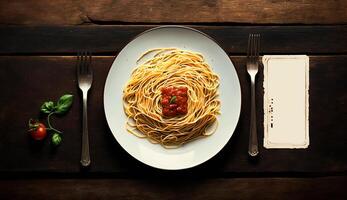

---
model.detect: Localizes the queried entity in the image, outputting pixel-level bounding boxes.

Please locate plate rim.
[103,25,242,170]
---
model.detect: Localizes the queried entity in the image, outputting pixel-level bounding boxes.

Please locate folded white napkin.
[263,55,309,149]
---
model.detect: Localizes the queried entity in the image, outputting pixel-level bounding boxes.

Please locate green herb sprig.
[39,94,73,146]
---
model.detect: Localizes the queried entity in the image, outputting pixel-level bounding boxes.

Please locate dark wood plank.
[0,55,346,174]
[0,0,83,25]
[1,25,347,54]
[0,177,346,200]
[1,0,347,25]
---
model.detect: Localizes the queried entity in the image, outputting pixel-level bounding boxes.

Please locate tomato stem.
[47,112,62,134]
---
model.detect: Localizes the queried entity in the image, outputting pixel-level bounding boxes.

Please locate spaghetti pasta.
[122,48,220,148]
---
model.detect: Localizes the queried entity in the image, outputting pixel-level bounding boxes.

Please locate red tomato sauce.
[161,86,188,117]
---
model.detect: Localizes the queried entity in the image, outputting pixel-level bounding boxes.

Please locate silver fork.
[77,52,93,167]
[247,34,260,157]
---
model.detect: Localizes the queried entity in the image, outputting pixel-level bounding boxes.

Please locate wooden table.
[1,1,347,199]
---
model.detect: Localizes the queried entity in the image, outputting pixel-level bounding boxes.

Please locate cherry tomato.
[169,104,177,109]
[181,97,187,103]
[179,87,188,93]
[166,87,173,94]
[176,90,184,97]
[161,87,166,93]
[163,108,170,116]
[29,122,47,140]
[161,86,188,117]
[176,96,183,103]
[162,98,169,106]
[168,110,176,116]
[161,87,168,95]
[177,106,183,113]
[180,106,187,114]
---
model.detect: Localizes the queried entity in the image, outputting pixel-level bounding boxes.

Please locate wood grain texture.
[1,25,347,54]
[0,177,346,200]
[0,0,84,25]
[1,0,347,25]
[0,56,346,175]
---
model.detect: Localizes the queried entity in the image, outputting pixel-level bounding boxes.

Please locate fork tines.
[77,52,92,75]
[247,34,260,63]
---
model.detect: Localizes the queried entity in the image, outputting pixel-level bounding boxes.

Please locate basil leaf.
[55,94,74,114]
[51,132,62,146]
[40,101,55,114]
[170,96,176,104]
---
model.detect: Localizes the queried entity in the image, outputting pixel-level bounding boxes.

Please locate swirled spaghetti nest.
[123,48,220,148]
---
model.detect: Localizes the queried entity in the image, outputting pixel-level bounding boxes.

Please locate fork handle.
[248,75,259,156]
[81,91,91,167]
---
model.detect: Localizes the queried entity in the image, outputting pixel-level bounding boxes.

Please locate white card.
[263,55,309,149]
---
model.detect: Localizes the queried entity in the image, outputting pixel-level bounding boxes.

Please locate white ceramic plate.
[104,26,241,170]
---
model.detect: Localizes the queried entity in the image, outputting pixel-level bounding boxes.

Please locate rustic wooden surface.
[0,55,346,175]
[1,0,347,199]
[1,25,347,54]
[1,177,346,200]
[1,0,347,25]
